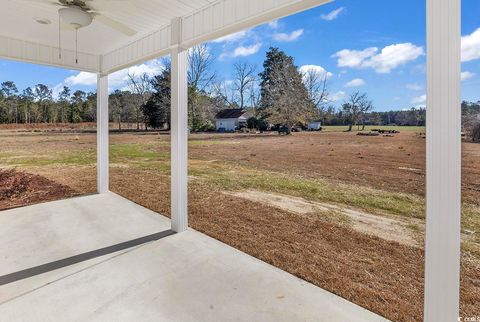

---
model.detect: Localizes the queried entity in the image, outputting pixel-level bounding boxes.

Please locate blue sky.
[1,0,479,112]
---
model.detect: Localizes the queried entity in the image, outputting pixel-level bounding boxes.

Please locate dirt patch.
[227,190,419,247]
[0,169,77,210]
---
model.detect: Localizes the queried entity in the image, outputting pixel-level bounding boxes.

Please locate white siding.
[216,119,238,131]
[0,35,101,73]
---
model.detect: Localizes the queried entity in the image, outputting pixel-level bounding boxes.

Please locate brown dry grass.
[108,168,480,322]
[188,132,480,205]
[1,128,479,321]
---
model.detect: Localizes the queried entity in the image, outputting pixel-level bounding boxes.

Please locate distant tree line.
[0,81,97,124]
[462,101,480,142]
[319,106,427,127]
[1,45,479,137]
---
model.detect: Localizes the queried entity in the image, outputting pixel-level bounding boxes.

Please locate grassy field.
[322,125,426,132]
[0,127,478,321]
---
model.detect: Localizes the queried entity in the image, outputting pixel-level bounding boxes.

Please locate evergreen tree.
[259,47,316,128]
[69,90,87,123]
[20,87,35,124]
[34,84,53,123]
[142,66,171,129]
[110,90,125,130]
[58,86,71,123]
[1,81,19,123]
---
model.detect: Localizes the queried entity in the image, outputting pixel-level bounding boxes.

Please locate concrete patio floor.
[0,193,387,321]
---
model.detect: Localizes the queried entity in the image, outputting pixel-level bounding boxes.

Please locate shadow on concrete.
[0,230,176,286]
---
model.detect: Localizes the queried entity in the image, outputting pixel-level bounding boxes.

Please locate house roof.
[216,109,249,119]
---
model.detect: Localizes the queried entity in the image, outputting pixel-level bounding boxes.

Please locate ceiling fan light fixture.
[59,6,93,29]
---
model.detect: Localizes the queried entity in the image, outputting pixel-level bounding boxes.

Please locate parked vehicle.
[278,126,292,135]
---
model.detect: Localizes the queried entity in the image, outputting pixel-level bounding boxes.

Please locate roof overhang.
[0,0,331,75]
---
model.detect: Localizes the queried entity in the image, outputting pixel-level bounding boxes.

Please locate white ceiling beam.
[181,0,331,48]
[101,0,331,74]
[0,34,101,73]
[101,25,172,75]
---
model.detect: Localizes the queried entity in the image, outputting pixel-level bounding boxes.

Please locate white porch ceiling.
[0,0,331,73]
[1,0,216,55]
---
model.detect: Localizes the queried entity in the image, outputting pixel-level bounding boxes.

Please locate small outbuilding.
[215,109,252,132]
[308,120,323,131]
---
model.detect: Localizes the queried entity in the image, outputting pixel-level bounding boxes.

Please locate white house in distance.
[215,109,252,132]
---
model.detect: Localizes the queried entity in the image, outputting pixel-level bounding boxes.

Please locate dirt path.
[227,190,420,247]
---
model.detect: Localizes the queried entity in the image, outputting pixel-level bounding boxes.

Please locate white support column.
[170,18,189,233]
[424,0,461,321]
[97,74,109,194]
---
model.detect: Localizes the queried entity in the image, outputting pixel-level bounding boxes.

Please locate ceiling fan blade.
[88,0,137,13]
[94,14,137,36]
[19,0,60,5]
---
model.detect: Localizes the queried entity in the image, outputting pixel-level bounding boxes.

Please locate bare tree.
[472,122,480,142]
[188,44,216,91]
[248,80,261,115]
[302,68,329,112]
[211,80,234,107]
[342,91,374,131]
[127,72,153,130]
[232,62,257,109]
[188,44,216,129]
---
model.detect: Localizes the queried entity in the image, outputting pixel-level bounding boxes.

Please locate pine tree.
[142,65,171,129]
[259,47,316,128]
[58,86,71,123]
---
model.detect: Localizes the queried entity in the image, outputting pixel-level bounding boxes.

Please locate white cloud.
[406,83,423,91]
[333,43,424,74]
[461,71,475,81]
[333,47,378,69]
[393,96,401,101]
[64,72,97,86]
[212,30,249,43]
[52,83,66,100]
[321,7,344,21]
[273,29,304,42]
[411,94,426,105]
[329,91,346,102]
[232,43,262,57]
[109,60,164,88]
[299,65,334,80]
[58,59,164,95]
[345,78,365,87]
[221,43,262,59]
[462,28,480,62]
[268,19,279,29]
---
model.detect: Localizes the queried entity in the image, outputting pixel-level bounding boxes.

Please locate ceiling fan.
[22,0,138,63]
